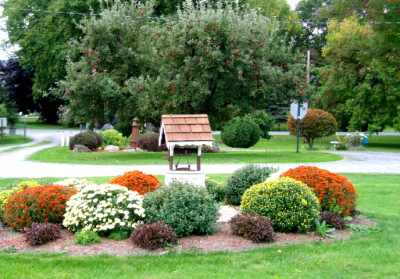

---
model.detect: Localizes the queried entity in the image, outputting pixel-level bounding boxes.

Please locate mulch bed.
[0,216,377,256]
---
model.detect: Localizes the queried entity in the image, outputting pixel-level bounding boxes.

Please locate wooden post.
[197,145,202,171]
[168,146,174,171]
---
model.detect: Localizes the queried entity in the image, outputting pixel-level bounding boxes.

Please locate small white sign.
[290,102,308,119]
[0,118,7,128]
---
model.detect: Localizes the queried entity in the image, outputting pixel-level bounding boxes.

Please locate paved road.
[0,129,399,178]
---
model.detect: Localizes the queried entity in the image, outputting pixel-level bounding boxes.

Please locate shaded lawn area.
[15,118,79,130]
[0,173,399,278]
[0,134,33,147]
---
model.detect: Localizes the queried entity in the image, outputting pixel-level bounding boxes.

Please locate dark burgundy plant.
[24,223,61,245]
[320,211,346,230]
[131,221,178,250]
[230,213,276,243]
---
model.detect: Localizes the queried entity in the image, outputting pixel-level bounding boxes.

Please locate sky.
[0,0,301,61]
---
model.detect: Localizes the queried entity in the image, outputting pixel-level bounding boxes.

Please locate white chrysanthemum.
[63,183,145,234]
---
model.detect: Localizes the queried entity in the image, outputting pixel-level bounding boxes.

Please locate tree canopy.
[59,1,308,129]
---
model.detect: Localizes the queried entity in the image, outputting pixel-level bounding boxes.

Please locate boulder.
[73,144,92,152]
[104,145,120,151]
[101,123,114,131]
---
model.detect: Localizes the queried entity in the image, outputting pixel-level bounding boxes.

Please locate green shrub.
[205,178,226,202]
[241,177,320,232]
[74,230,101,246]
[230,213,276,243]
[115,120,133,137]
[69,131,102,150]
[131,221,178,250]
[100,129,127,148]
[143,181,219,237]
[226,164,277,205]
[107,231,130,240]
[221,118,260,148]
[245,110,275,139]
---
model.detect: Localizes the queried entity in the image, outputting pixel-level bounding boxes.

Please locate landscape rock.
[101,124,114,131]
[104,145,120,151]
[72,144,92,153]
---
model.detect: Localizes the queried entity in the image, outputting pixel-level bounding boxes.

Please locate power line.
[7,7,400,25]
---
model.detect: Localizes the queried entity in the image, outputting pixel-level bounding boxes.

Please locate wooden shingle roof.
[159,114,213,146]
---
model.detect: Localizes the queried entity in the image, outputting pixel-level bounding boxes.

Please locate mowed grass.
[0,173,399,278]
[0,134,33,147]
[16,118,79,130]
[27,135,343,165]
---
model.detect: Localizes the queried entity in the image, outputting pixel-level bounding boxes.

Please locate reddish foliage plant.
[287,108,337,149]
[280,166,357,217]
[3,185,77,231]
[108,171,161,195]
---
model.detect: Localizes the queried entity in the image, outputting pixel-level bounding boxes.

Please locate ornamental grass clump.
[230,213,276,243]
[24,222,61,246]
[108,170,161,195]
[63,184,145,236]
[241,178,320,233]
[4,185,77,231]
[131,221,178,250]
[0,180,40,222]
[280,166,358,217]
[226,164,277,205]
[54,178,95,191]
[143,181,219,237]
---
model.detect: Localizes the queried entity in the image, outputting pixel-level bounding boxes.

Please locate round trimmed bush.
[63,184,145,235]
[0,180,41,222]
[245,110,275,140]
[226,164,277,205]
[280,166,358,217]
[4,185,77,230]
[221,118,260,148]
[69,131,102,150]
[143,181,219,237]
[137,133,166,152]
[230,213,276,243]
[287,108,337,149]
[241,178,320,232]
[108,170,161,195]
[131,221,178,250]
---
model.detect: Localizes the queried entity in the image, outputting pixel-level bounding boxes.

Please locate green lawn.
[0,173,399,278]
[0,134,33,147]
[16,118,79,130]
[0,141,51,154]
[27,135,344,165]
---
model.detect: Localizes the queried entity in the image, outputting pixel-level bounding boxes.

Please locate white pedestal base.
[165,171,206,187]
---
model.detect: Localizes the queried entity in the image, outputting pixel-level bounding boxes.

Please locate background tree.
[287,108,337,149]
[60,1,309,129]
[314,17,400,132]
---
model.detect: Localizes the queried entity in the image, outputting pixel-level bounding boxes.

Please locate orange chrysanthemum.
[108,171,161,195]
[280,166,357,217]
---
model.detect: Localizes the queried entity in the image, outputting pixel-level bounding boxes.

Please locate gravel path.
[0,129,399,178]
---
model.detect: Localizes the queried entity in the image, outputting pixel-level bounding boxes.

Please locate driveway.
[0,129,399,178]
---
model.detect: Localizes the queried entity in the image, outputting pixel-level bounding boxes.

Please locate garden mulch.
[0,217,377,256]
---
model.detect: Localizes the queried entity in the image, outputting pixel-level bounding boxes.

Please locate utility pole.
[306,49,311,85]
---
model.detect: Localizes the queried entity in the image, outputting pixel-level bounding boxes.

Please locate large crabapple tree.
[60,0,309,129]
